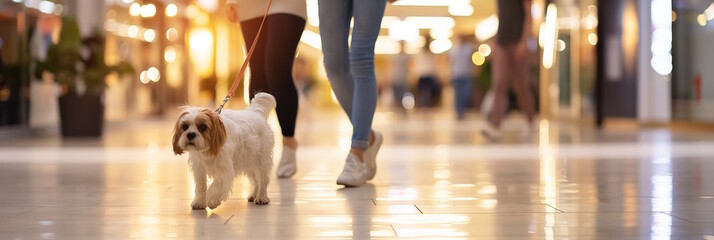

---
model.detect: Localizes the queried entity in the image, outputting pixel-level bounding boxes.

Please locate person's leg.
[489,43,512,127]
[263,14,306,178]
[510,43,536,122]
[263,14,305,139]
[453,77,471,119]
[240,17,269,99]
[318,0,355,121]
[348,0,385,151]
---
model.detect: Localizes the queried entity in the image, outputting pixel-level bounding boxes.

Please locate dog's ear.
[172,111,189,155]
[203,109,226,157]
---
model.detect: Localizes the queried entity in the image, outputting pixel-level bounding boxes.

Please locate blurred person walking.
[415,37,440,109]
[318,0,395,187]
[390,40,410,114]
[448,35,475,120]
[481,0,537,139]
[225,0,306,178]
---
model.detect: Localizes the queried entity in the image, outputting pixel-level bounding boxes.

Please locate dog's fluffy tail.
[249,92,276,119]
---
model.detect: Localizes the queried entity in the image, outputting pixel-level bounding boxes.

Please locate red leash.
[216,0,274,114]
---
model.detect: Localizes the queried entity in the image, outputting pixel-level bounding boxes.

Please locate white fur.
[175,93,276,209]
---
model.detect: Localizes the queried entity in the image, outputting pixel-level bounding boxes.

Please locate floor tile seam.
[661,211,695,223]
[545,203,565,213]
[389,224,399,238]
[413,204,423,214]
[223,214,234,225]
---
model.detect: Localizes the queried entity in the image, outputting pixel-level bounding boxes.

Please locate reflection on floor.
[2,110,714,239]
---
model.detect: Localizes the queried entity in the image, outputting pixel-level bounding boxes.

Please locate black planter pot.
[58,93,104,137]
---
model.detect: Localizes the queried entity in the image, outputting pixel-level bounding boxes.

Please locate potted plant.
[36,17,134,137]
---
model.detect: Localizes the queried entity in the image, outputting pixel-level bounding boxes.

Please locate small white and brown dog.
[172,93,276,209]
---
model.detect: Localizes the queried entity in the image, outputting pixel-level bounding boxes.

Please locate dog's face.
[172,107,226,156]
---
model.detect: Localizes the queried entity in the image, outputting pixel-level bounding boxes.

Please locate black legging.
[241,14,305,137]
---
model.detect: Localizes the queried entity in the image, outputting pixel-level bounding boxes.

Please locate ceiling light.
[129,3,141,16]
[166,4,178,17]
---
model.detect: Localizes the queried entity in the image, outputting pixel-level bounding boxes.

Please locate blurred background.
[0,0,710,137]
[5,1,714,238]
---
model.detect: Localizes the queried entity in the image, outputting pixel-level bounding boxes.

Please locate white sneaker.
[336,153,367,187]
[481,121,502,141]
[520,120,539,141]
[364,131,382,180]
[276,146,297,178]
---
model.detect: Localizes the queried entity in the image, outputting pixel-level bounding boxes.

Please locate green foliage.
[35,17,134,95]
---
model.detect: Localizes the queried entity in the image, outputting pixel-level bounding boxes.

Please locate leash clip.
[215,95,232,114]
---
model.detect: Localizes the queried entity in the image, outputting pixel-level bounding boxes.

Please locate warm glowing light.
[475,14,499,42]
[147,67,160,82]
[651,0,672,75]
[429,28,453,40]
[383,16,456,30]
[127,25,139,38]
[375,36,401,55]
[129,3,141,16]
[186,5,199,18]
[143,29,156,42]
[300,30,322,50]
[557,39,566,52]
[531,2,543,19]
[189,30,213,51]
[471,52,485,66]
[164,47,177,62]
[116,23,129,37]
[166,4,178,17]
[306,0,319,26]
[140,4,156,18]
[705,3,714,20]
[542,4,558,69]
[587,33,598,45]
[671,11,676,22]
[38,1,55,14]
[197,0,219,12]
[697,14,707,26]
[388,20,419,43]
[429,38,452,54]
[140,70,149,84]
[189,29,215,78]
[448,0,473,16]
[582,15,598,29]
[166,28,178,41]
[478,43,491,57]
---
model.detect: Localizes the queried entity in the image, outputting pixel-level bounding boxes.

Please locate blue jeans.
[318,0,386,149]
[452,77,473,119]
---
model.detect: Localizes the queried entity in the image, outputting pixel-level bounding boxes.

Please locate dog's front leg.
[206,163,235,209]
[191,163,208,210]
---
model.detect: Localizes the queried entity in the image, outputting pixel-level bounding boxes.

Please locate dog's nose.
[187,132,196,140]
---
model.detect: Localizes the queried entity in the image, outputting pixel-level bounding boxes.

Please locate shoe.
[481,121,502,141]
[520,119,539,141]
[364,131,382,180]
[336,153,367,187]
[276,146,297,178]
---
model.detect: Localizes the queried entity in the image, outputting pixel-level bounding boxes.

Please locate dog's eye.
[181,124,189,131]
[198,124,207,132]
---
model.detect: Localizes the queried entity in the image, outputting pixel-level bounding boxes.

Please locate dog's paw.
[248,194,255,202]
[253,195,270,205]
[207,198,222,209]
[191,199,206,210]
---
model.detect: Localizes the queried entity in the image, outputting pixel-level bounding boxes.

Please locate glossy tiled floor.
[3,110,714,239]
